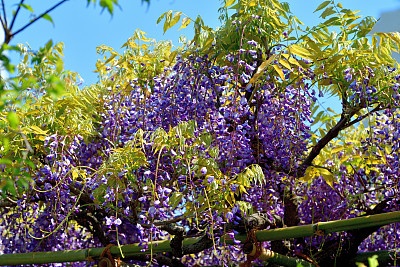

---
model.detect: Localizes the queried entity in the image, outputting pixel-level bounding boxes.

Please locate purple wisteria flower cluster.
[1,41,400,266]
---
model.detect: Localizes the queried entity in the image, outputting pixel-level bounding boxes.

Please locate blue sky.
[4,0,400,88]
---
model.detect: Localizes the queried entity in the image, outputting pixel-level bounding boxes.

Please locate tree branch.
[299,110,357,172]
[0,0,7,36]
[1,0,7,28]
[9,0,23,31]
[314,196,399,266]
[344,104,385,129]
[182,234,214,255]
[160,224,186,257]
[0,15,6,37]
[74,211,111,246]
[0,196,17,208]
[10,0,69,41]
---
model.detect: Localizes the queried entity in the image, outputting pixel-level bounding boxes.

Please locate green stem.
[0,211,399,266]
[233,210,400,243]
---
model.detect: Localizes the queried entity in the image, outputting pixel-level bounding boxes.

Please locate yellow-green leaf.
[7,112,19,128]
[239,185,248,195]
[163,10,173,34]
[157,11,167,24]
[319,168,335,187]
[331,145,345,154]
[272,64,285,81]
[279,58,291,70]
[225,0,236,7]
[169,50,178,62]
[248,0,257,7]
[289,44,314,60]
[30,125,48,135]
[301,166,318,182]
[340,155,350,164]
[179,17,191,31]
[287,56,303,68]
[248,55,277,85]
[170,12,182,29]
[72,169,79,180]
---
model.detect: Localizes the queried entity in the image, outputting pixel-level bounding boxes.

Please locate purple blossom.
[247,40,257,47]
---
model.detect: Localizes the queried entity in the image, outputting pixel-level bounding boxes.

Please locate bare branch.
[1,0,7,27]
[9,0,23,31]
[11,0,69,40]
[0,15,6,34]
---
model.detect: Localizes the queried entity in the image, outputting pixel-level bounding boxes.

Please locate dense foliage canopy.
[0,0,399,266]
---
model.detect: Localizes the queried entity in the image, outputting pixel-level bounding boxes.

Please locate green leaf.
[194,15,204,38]
[169,192,183,210]
[239,164,265,186]
[42,14,54,25]
[2,179,17,197]
[1,43,21,52]
[314,1,331,13]
[367,255,379,267]
[323,16,340,26]
[208,146,219,159]
[310,111,324,126]
[327,107,337,114]
[196,133,212,147]
[100,0,114,14]
[0,158,12,165]
[357,16,376,38]
[7,111,19,128]
[20,4,34,13]
[157,11,167,24]
[44,39,53,51]
[1,138,10,152]
[235,201,253,215]
[320,6,336,19]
